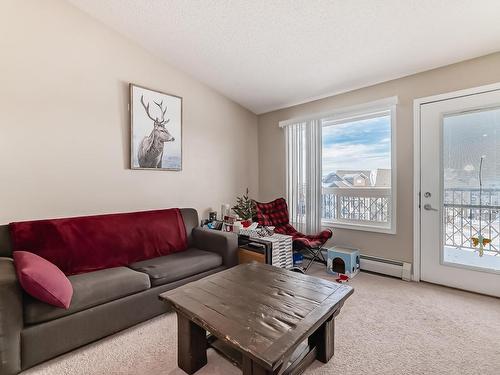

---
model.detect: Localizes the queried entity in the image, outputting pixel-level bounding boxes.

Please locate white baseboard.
[360,255,412,281]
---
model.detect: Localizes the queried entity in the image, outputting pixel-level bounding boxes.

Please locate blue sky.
[322,115,391,176]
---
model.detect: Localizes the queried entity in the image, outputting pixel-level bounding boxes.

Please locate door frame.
[412,82,500,282]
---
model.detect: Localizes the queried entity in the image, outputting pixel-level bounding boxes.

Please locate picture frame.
[130,83,182,170]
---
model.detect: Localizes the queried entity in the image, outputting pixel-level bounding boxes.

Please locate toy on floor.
[335,274,349,283]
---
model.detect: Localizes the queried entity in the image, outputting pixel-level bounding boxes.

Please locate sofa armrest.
[192,228,238,268]
[0,257,23,375]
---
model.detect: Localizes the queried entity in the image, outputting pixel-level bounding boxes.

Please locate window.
[321,110,395,232]
[282,98,396,234]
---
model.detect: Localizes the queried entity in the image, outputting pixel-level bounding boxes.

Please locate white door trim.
[412,82,500,282]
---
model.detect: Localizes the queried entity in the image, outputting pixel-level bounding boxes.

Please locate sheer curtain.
[283,119,322,233]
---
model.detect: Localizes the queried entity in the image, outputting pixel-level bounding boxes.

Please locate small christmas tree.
[232,188,256,220]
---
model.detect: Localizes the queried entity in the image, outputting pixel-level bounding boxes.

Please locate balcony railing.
[320,186,500,253]
[444,188,500,253]
[321,187,391,226]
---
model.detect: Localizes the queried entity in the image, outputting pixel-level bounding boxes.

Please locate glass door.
[420,89,500,297]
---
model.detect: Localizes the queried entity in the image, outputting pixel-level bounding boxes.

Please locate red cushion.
[9,209,188,275]
[254,198,290,227]
[291,229,333,249]
[13,251,73,309]
[256,199,333,249]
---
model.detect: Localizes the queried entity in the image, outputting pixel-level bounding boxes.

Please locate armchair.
[254,198,332,272]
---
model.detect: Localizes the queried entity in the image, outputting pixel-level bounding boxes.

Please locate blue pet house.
[327,246,360,278]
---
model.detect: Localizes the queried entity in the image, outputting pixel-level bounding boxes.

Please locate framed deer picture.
[130,84,182,170]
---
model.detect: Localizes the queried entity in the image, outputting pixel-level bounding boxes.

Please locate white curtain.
[284,119,322,233]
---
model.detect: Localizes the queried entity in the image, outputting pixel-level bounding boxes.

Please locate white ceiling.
[67,0,500,114]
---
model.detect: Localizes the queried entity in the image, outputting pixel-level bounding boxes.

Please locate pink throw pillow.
[13,251,73,309]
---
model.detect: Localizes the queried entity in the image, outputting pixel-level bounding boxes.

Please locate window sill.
[322,220,396,235]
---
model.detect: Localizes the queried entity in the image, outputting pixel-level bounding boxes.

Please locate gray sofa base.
[21,265,226,371]
[0,258,23,375]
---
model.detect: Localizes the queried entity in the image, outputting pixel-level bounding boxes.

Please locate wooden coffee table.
[159,263,353,375]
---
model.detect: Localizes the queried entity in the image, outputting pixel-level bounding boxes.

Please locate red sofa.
[0,208,238,374]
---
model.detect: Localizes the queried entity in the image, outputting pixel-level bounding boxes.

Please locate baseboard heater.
[360,255,412,281]
[305,250,412,281]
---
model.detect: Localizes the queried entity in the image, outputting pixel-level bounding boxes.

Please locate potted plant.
[232,188,256,228]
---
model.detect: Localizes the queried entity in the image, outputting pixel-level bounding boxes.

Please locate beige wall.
[0,0,258,224]
[258,53,500,263]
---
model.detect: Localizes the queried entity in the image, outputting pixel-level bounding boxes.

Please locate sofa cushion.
[24,267,151,325]
[9,208,188,275]
[14,251,73,309]
[129,248,223,286]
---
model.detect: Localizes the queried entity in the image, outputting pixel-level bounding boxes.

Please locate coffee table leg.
[242,356,272,375]
[177,313,207,374]
[309,314,335,363]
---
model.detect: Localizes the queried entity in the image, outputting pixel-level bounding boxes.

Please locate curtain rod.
[278,96,398,128]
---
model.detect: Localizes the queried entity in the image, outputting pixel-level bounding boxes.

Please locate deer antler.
[140,95,157,122]
[153,100,169,124]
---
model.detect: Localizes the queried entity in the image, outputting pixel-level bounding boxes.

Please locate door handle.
[423,204,438,211]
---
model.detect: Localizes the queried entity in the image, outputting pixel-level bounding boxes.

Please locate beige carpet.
[23,264,500,375]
